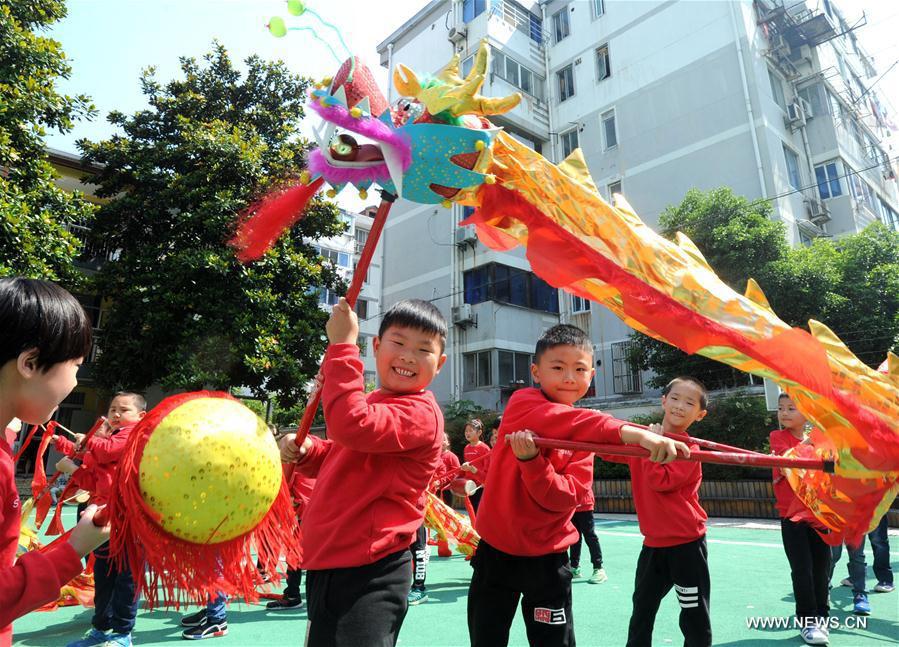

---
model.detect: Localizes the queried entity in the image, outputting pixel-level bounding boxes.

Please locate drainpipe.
[386,43,394,105]
[540,2,557,162]
[729,1,768,198]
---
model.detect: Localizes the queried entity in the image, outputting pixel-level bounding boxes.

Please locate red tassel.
[109,391,302,609]
[230,177,325,262]
[46,481,78,535]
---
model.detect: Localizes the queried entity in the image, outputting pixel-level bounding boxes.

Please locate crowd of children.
[2,278,896,647]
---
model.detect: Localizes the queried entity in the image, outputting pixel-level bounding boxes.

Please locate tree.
[0,0,96,282]
[79,43,345,403]
[631,188,899,389]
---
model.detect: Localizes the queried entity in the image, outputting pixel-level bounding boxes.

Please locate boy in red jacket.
[615,376,710,647]
[280,298,446,646]
[62,392,146,647]
[468,324,688,647]
[0,278,108,647]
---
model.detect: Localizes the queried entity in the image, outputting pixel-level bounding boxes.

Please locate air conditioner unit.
[451,303,476,327]
[454,226,477,248]
[805,199,830,225]
[786,100,806,126]
[448,27,467,45]
[769,34,788,53]
[797,96,813,119]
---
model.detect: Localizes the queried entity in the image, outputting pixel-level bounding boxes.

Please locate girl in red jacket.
[770,393,831,645]
[460,418,490,512]
[0,278,109,647]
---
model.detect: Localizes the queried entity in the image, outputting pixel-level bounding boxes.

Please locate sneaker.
[265,596,303,610]
[103,634,132,647]
[588,567,608,584]
[840,577,852,587]
[407,589,428,605]
[181,609,208,627]
[66,628,109,647]
[571,567,581,578]
[853,593,871,616]
[182,617,228,640]
[800,626,829,645]
[873,581,895,593]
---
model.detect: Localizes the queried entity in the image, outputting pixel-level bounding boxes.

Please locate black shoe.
[180,609,207,627]
[265,596,303,610]
[182,617,228,640]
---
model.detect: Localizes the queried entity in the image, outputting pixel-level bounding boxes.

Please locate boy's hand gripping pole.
[292,191,396,450]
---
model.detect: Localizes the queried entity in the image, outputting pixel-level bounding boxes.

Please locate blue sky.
[44,1,899,213]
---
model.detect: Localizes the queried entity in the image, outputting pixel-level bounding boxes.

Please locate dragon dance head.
[307,40,519,204]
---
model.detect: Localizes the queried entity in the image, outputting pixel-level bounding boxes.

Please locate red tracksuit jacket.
[296,344,443,570]
[56,424,136,506]
[1,438,83,646]
[463,442,491,485]
[769,430,802,518]
[604,442,707,548]
[476,388,626,556]
[434,450,460,485]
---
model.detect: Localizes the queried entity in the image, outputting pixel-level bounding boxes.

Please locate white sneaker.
[839,577,852,587]
[873,581,895,593]
[800,626,829,645]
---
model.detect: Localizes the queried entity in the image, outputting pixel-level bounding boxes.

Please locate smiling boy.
[280,298,446,647]
[468,324,688,647]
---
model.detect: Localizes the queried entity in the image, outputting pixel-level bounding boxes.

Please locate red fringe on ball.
[108,391,302,609]
[230,177,325,262]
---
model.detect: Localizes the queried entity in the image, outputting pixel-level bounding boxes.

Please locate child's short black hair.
[534,324,593,361]
[662,376,709,410]
[778,392,792,403]
[378,299,447,352]
[0,278,92,371]
[112,391,147,412]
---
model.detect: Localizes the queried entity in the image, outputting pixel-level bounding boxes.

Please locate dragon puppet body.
[233,41,899,545]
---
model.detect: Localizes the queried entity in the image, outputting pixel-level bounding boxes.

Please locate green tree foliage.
[0,0,96,282]
[630,188,899,388]
[79,43,344,402]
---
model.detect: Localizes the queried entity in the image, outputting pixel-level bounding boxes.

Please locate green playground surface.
[13,510,898,646]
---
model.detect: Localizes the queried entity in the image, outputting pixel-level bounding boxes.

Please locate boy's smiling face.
[530,344,595,406]
[661,381,707,431]
[373,324,446,394]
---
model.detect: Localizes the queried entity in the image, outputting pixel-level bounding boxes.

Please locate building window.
[463,263,559,314]
[492,51,544,100]
[317,288,340,306]
[593,0,605,19]
[849,171,878,215]
[318,246,351,268]
[880,199,899,231]
[768,69,786,111]
[462,0,486,23]
[607,180,622,199]
[464,350,493,389]
[782,145,801,190]
[611,340,642,395]
[461,55,474,78]
[557,64,574,102]
[571,294,590,313]
[814,161,843,200]
[498,350,533,388]
[354,227,368,254]
[552,6,570,43]
[798,84,824,118]
[601,109,617,150]
[596,44,611,81]
[560,129,578,158]
[355,299,368,320]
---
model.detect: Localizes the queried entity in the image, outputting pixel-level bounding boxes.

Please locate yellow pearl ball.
[139,398,281,543]
[299,171,310,185]
[358,189,368,199]
[441,200,452,209]
[475,140,486,151]
[322,76,332,86]
[326,189,337,198]
[350,107,362,118]
[484,174,496,184]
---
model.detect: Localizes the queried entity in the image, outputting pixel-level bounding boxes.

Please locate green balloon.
[268,16,287,37]
[287,0,306,16]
